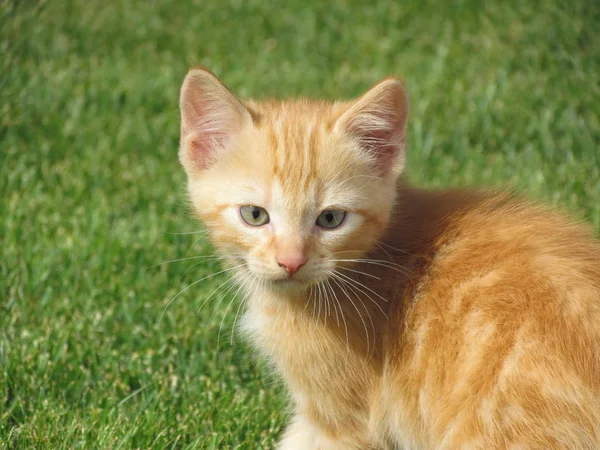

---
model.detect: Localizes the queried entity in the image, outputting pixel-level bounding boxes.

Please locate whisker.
[332,270,389,315]
[148,254,222,270]
[330,250,378,256]
[197,275,237,314]
[324,281,331,323]
[231,275,259,345]
[314,282,324,325]
[165,230,209,236]
[323,280,340,327]
[376,240,418,257]
[323,280,333,326]
[310,283,317,321]
[320,281,329,327]
[208,271,246,324]
[328,271,370,355]
[305,284,314,310]
[330,256,404,267]
[184,234,210,257]
[336,266,381,280]
[331,249,416,263]
[181,258,224,279]
[208,275,249,356]
[375,241,395,264]
[330,259,412,275]
[161,264,246,319]
[316,280,323,325]
[330,273,378,358]
[218,271,253,351]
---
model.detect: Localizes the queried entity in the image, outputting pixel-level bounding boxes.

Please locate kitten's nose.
[276,255,308,276]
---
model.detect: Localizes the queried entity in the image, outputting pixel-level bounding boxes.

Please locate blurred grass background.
[1,0,599,448]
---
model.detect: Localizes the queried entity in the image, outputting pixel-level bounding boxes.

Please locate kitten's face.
[179,69,408,292]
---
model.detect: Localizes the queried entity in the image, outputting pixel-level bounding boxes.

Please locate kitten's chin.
[267,277,312,293]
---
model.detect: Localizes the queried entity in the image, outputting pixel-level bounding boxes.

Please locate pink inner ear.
[180,93,228,172]
[184,132,215,172]
[362,128,399,172]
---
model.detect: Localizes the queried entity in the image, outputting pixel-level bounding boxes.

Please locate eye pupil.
[252,208,260,219]
[325,212,334,223]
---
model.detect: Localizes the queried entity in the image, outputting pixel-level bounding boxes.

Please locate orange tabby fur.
[177,68,600,449]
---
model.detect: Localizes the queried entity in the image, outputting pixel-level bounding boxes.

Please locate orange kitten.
[177,68,600,449]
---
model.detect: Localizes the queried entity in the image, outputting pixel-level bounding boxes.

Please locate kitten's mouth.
[269,277,311,289]
[271,277,305,285]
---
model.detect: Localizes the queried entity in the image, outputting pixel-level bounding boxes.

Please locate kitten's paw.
[277,415,375,450]
[277,416,316,450]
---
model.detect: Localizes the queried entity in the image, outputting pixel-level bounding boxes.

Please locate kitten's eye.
[316,210,346,229]
[240,205,270,226]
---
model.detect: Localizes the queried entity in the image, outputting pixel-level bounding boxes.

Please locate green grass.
[1,0,599,447]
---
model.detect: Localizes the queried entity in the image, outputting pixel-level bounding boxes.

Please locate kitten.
[177,67,600,449]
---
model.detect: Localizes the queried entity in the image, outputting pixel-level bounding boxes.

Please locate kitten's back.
[384,189,600,449]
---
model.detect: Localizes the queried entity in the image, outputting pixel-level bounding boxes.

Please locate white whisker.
[196,275,237,314]
[305,284,314,310]
[161,264,246,319]
[330,259,412,275]
[330,272,378,358]
[336,266,381,280]
[333,270,389,314]
[376,240,418,257]
[324,279,348,356]
[322,280,332,326]
[323,280,341,327]
[184,234,210,257]
[149,254,222,270]
[208,271,245,324]
[165,230,209,236]
[218,271,253,350]
[231,275,255,345]
[316,280,323,325]
[327,270,371,355]
[375,241,395,264]
[324,281,331,322]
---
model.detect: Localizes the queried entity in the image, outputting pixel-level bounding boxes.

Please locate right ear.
[179,68,251,176]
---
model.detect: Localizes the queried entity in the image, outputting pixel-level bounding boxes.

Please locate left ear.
[179,67,252,178]
[334,78,409,177]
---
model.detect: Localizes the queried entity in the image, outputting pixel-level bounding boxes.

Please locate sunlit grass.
[1,0,599,447]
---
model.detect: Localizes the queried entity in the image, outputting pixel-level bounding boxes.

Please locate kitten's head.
[178,68,408,291]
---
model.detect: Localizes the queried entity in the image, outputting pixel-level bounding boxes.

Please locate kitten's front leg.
[278,415,375,450]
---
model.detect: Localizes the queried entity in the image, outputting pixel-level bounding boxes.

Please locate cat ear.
[179,67,252,176]
[334,78,409,176]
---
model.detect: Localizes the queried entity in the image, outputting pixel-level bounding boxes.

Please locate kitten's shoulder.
[399,184,597,248]
[408,186,600,293]
[395,184,600,280]
[447,189,598,252]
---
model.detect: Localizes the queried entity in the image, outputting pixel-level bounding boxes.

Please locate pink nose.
[276,255,308,276]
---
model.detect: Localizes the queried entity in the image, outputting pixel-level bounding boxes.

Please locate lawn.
[1,0,599,448]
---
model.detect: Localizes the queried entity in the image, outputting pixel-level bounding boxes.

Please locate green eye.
[240,205,270,226]
[316,210,346,229]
